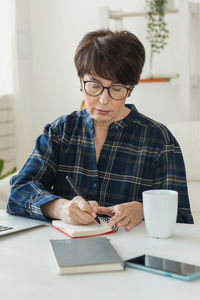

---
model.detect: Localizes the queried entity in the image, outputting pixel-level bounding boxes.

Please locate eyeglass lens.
[84,81,128,100]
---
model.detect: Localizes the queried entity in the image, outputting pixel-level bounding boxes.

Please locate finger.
[115,216,130,229]
[89,201,98,208]
[74,208,95,225]
[61,204,85,225]
[88,201,98,216]
[115,209,143,230]
[108,204,126,226]
[113,205,126,218]
[108,213,122,227]
[125,217,143,231]
[68,203,95,225]
[96,206,114,216]
[73,196,93,214]
[67,197,95,224]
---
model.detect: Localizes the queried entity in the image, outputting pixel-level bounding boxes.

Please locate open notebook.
[52,215,118,238]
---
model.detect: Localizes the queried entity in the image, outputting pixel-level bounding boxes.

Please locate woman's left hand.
[96,201,144,231]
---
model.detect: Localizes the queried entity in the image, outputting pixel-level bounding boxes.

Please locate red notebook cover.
[52,224,115,239]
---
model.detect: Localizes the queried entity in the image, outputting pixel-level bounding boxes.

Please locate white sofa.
[0,121,200,223]
[168,121,200,224]
[0,173,15,210]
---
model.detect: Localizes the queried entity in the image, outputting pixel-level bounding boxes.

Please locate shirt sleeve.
[7,120,62,221]
[152,135,194,224]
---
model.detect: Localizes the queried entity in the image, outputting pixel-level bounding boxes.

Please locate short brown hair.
[74,29,145,85]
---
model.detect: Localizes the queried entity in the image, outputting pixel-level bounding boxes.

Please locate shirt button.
[93,183,97,188]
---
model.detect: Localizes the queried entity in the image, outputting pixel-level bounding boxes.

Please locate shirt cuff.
[177,208,194,224]
[28,192,60,221]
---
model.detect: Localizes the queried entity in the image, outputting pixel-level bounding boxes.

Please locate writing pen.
[66,175,101,224]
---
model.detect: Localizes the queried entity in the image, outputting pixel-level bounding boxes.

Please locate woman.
[7,29,193,230]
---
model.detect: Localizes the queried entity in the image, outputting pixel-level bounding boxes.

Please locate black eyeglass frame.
[82,80,134,101]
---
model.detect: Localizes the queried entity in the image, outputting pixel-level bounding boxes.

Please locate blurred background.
[0,0,200,173]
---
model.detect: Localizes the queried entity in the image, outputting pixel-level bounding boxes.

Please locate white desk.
[0,221,200,300]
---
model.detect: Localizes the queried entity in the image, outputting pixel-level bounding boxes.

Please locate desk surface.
[0,221,200,300]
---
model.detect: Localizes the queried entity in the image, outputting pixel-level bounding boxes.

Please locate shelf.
[100,1,200,119]
[140,74,179,83]
[109,9,179,19]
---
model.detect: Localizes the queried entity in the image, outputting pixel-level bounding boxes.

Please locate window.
[0,0,14,95]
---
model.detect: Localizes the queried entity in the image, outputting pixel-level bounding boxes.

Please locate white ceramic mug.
[143,189,178,239]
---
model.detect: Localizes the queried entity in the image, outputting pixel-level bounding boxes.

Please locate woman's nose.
[99,89,109,104]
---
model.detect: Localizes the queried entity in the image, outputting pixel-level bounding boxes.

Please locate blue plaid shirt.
[7,104,193,223]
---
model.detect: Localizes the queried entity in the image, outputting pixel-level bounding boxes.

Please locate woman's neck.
[93,106,130,133]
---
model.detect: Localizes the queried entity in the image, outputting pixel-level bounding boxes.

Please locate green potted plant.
[145,0,170,76]
[0,159,16,180]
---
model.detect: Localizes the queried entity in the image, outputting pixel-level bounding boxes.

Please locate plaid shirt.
[7,104,193,223]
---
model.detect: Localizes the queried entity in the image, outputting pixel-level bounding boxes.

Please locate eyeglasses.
[82,80,134,101]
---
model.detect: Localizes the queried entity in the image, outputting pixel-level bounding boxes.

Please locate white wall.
[15,0,200,169]
[28,0,146,139]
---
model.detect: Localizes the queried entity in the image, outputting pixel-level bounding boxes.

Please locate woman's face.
[81,74,132,127]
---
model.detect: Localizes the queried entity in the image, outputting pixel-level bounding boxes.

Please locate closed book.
[52,219,115,238]
[50,237,124,274]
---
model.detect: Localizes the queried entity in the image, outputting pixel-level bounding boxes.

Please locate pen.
[66,175,101,224]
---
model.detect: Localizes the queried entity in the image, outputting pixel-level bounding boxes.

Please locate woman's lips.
[96,109,110,115]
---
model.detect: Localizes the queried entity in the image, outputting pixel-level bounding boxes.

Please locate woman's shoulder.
[42,109,87,140]
[49,109,86,129]
[128,105,176,145]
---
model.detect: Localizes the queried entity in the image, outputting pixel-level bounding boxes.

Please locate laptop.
[0,210,46,236]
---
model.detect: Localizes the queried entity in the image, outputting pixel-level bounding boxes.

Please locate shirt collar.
[82,104,137,130]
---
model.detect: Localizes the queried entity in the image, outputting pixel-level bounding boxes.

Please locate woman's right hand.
[41,196,98,225]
